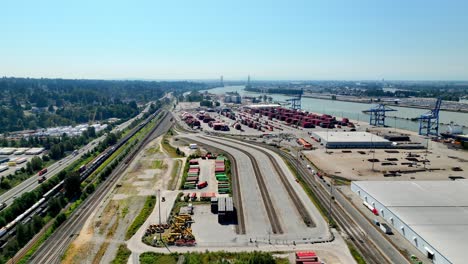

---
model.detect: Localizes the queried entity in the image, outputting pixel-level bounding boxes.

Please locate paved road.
[0,103,152,207]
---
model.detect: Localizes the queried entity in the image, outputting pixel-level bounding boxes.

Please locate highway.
[0,103,152,207]
[29,111,173,264]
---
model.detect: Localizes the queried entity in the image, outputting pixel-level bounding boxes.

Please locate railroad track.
[198,136,283,234]
[29,112,171,264]
[268,145,391,264]
[220,137,315,228]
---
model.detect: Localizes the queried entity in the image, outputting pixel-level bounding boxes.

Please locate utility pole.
[328,176,334,227]
[325,126,329,154]
[371,133,376,171]
[424,137,429,170]
[158,189,162,243]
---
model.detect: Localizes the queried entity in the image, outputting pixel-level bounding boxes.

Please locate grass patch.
[139,251,286,264]
[125,195,156,240]
[140,252,177,264]
[111,244,132,264]
[161,130,184,158]
[151,160,164,169]
[347,241,367,264]
[146,146,160,154]
[168,159,181,190]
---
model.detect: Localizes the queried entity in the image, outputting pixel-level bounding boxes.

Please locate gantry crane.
[286,89,303,110]
[418,98,442,136]
[364,104,397,127]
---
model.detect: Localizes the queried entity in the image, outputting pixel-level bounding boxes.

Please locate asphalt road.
[0,103,152,207]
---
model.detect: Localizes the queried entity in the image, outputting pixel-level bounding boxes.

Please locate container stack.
[215,156,230,194]
[217,197,234,223]
[184,159,200,189]
[210,197,218,213]
[217,197,225,223]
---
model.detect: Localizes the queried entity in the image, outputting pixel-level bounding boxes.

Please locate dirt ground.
[62,136,179,264]
[305,129,468,181]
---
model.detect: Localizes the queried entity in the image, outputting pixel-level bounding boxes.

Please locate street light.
[158,189,162,243]
[424,137,429,170]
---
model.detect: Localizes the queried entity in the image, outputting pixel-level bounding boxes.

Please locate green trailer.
[218,188,230,194]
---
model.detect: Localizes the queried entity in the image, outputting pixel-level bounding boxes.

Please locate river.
[202,85,468,134]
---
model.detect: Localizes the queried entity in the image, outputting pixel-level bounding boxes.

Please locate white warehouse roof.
[314,131,390,143]
[353,180,468,264]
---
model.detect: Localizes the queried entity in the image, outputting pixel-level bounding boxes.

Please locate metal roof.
[353,180,468,264]
[314,131,390,143]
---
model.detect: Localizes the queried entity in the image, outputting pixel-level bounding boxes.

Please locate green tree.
[48,197,63,216]
[32,215,43,233]
[49,144,63,160]
[64,171,81,198]
[16,223,31,246]
[30,156,43,171]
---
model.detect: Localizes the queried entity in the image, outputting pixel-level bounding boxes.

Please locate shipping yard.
[170,93,468,264]
[11,93,467,264]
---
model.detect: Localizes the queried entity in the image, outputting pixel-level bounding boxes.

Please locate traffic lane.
[1,138,98,204]
[1,109,148,205]
[183,135,270,236]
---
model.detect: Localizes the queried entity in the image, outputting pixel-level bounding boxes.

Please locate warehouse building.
[313,131,393,148]
[351,180,468,264]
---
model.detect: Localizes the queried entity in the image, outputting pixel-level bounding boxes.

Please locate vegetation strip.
[111,245,131,264]
[139,251,288,264]
[125,195,156,240]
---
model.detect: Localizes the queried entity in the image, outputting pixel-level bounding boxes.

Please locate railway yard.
[4,97,467,264]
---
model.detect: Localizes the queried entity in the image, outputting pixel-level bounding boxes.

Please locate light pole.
[424,137,429,170]
[371,133,376,171]
[328,175,334,227]
[158,189,162,243]
[325,126,329,154]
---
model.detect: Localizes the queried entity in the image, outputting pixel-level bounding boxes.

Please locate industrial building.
[224,92,241,104]
[351,180,468,264]
[313,131,393,148]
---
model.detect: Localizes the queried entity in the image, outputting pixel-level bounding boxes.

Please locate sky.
[1,0,468,81]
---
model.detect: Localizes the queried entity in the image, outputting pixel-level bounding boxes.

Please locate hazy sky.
[1,0,467,80]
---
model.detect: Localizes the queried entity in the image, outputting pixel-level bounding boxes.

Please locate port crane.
[286,89,303,110]
[418,98,442,136]
[364,103,396,127]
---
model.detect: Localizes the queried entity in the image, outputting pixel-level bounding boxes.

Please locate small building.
[224,92,241,104]
[313,131,392,149]
[25,148,45,155]
[351,180,468,264]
